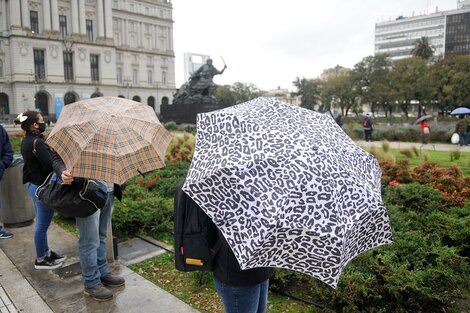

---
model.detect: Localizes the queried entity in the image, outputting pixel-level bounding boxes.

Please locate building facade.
[0,0,175,120]
[374,0,470,61]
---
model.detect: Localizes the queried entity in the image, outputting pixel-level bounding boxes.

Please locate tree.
[351,54,393,116]
[389,57,430,117]
[321,73,359,116]
[230,82,262,104]
[411,37,435,60]
[429,55,470,113]
[214,84,236,108]
[292,77,322,110]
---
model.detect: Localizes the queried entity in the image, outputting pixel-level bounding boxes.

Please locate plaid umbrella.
[46,96,172,184]
[183,97,393,288]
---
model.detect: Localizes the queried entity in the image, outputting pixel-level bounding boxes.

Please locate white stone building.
[374,0,470,61]
[0,0,175,120]
[183,52,210,83]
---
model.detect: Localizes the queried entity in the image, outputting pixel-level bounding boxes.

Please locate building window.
[63,52,74,81]
[0,60,3,77]
[161,71,166,85]
[86,19,93,41]
[30,11,39,33]
[117,68,122,84]
[90,54,99,81]
[132,69,138,84]
[59,15,67,37]
[147,70,153,84]
[33,49,46,80]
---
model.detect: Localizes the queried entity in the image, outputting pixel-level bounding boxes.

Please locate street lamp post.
[123,77,131,99]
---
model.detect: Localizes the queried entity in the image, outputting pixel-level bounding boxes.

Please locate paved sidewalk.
[0,223,199,313]
[356,140,469,152]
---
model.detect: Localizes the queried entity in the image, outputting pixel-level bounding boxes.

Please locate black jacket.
[51,152,123,201]
[21,131,53,185]
[213,226,274,286]
[0,125,13,180]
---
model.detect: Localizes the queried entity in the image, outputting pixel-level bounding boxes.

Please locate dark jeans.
[214,276,269,313]
[364,129,372,142]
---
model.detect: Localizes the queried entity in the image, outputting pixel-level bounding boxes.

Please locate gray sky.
[172,0,458,91]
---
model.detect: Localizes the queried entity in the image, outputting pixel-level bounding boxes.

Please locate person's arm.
[34,139,54,173]
[51,151,73,184]
[0,127,13,176]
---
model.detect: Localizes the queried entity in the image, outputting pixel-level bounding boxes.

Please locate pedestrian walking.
[362,114,373,142]
[0,124,13,239]
[420,119,430,144]
[53,155,125,301]
[455,115,468,146]
[14,111,66,269]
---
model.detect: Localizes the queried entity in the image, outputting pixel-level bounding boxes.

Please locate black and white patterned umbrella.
[183,97,393,288]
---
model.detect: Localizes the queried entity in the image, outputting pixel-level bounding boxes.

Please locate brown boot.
[100,273,125,287]
[84,283,113,301]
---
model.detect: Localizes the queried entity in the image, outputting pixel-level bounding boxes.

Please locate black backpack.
[174,180,220,272]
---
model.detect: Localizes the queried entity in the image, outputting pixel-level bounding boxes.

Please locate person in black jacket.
[14,111,66,269]
[175,181,273,313]
[53,154,125,301]
[0,124,13,239]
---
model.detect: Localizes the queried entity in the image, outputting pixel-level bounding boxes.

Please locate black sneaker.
[34,256,62,270]
[49,251,67,263]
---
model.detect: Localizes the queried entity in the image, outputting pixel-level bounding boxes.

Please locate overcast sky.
[172,0,458,91]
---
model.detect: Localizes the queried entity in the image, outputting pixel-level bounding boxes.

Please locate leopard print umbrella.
[183,97,393,288]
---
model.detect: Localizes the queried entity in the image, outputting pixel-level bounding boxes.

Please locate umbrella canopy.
[183,97,392,288]
[47,96,172,184]
[450,107,470,115]
[414,115,433,124]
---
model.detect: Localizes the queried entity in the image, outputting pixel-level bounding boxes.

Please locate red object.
[180,246,184,255]
[420,120,429,132]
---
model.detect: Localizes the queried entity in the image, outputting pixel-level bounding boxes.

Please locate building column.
[97,0,105,38]
[9,0,21,29]
[123,19,128,45]
[50,0,59,32]
[71,0,79,34]
[104,0,113,39]
[21,0,30,29]
[168,27,173,51]
[1,0,7,32]
[138,22,143,47]
[78,0,86,35]
[43,0,51,31]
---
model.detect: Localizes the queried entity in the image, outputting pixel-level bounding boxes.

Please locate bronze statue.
[174,58,227,102]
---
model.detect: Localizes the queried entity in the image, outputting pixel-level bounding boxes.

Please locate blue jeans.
[76,192,113,288]
[458,131,468,146]
[28,183,55,259]
[214,276,269,313]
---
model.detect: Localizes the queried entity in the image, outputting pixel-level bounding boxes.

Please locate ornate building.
[0,0,175,120]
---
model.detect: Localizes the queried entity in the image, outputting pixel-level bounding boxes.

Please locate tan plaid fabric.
[47,96,173,184]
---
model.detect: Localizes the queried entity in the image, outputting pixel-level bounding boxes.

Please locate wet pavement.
[0,223,199,313]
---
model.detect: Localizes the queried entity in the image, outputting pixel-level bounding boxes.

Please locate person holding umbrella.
[414,115,432,145]
[53,158,125,301]
[175,181,273,313]
[14,111,66,269]
[455,115,468,146]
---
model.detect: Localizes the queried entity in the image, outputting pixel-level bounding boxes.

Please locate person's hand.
[61,170,73,185]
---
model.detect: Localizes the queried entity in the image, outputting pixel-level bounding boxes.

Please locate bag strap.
[32,138,38,157]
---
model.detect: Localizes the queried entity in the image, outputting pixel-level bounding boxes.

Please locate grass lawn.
[130,253,322,313]
[364,146,470,176]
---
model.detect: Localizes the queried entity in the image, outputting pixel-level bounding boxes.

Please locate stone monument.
[161,58,227,124]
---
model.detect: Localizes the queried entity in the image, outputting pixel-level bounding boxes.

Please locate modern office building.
[183,52,210,82]
[0,0,175,120]
[374,0,470,61]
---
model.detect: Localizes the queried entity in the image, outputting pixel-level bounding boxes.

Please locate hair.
[14,110,41,131]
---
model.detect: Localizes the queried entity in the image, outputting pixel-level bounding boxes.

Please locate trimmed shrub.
[164,121,178,130]
[383,183,445,212]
